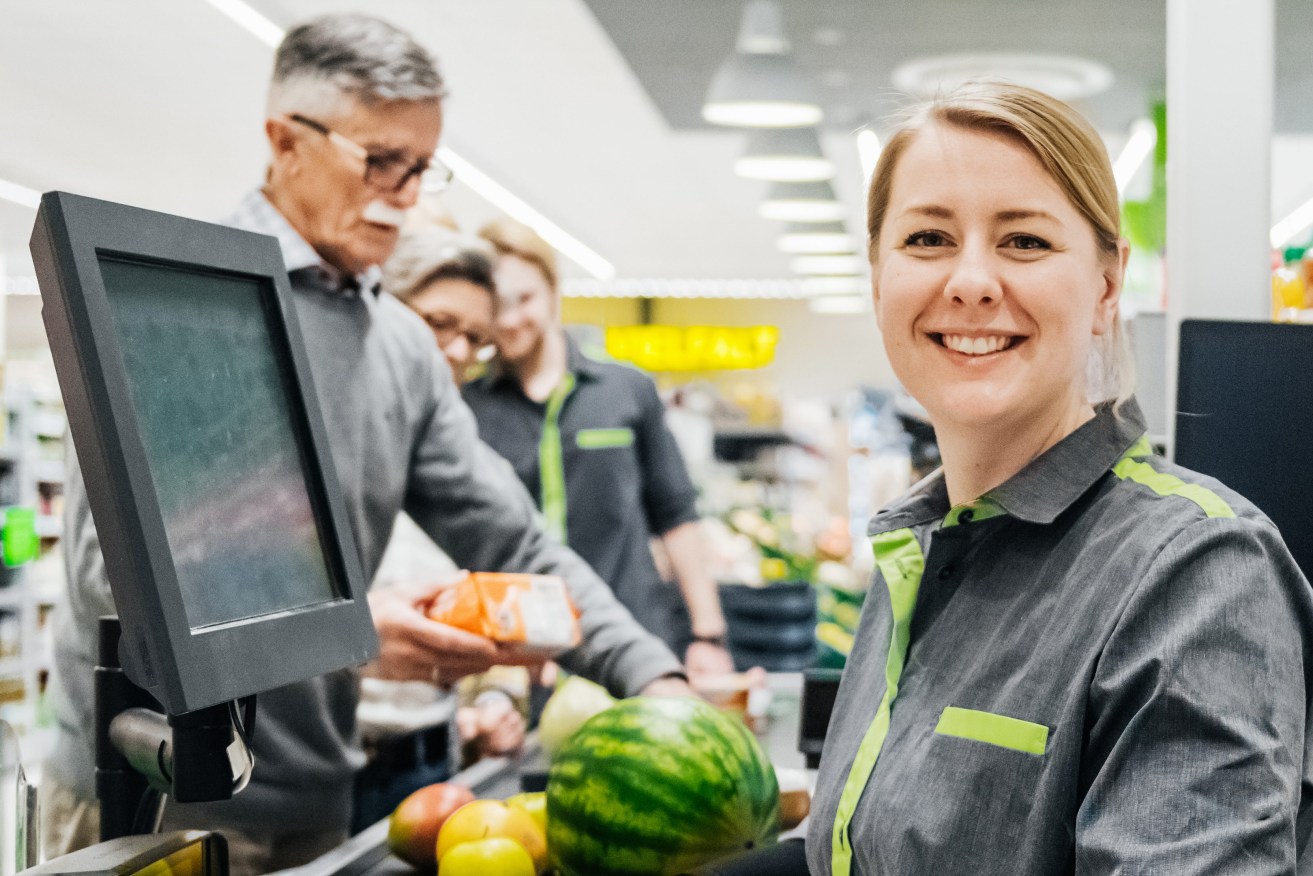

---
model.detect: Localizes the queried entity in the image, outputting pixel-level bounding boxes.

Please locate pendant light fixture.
[777,222,857,254]
[759,181,845,223]
[702,0,823,128]
[735,127,835,182]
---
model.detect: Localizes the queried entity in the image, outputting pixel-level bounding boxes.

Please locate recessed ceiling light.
[892,53,1114,101]
[760,181,846,223]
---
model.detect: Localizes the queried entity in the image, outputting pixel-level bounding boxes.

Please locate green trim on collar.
[941,497,1007,529]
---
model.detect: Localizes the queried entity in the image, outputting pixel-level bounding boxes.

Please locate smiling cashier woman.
[806,82,1313,874]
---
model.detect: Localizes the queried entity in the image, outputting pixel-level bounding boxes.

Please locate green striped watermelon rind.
[546,696,781,876]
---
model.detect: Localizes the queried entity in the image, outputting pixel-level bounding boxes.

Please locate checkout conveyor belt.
[272,673,809,876]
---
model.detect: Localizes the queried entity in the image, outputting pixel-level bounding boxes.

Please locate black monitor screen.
[1175,320,1313,580]
[98,257,338,629]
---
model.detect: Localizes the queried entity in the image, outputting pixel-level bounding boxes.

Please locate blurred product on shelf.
[1272,245,1313,323]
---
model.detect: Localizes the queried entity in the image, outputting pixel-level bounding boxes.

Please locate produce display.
[388,688,800,874]
[545,697,781,876]
[387,782,476,870]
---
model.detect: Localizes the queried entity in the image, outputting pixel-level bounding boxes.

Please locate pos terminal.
[29,193,379,871]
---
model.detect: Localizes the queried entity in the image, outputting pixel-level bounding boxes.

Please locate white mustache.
[362,201,406,228]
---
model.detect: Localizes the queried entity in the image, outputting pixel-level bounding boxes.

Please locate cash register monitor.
[30,192,377,716]
[1175,319,1313,581]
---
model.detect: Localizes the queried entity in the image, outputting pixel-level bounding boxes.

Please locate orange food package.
[427,572,582,655]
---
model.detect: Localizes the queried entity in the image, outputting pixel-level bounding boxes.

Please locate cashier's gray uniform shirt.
[45,191,682,834]
[807,399,1313,874]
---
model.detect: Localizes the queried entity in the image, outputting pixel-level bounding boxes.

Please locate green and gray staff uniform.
[46,191,682,839]
[806,399,1313,874]
[463,339,699,649]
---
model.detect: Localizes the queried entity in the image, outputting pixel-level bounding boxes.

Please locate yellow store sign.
[604,325,780,371]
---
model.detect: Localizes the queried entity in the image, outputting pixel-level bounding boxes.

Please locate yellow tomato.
[436,800,547,874]
[438,837,535,876]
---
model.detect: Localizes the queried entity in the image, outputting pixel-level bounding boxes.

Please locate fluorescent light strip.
[1113,118,1156,196]
[0,179,40,209]
[1272,196,1313,250]
[856,129,881,184]
[202,2,615,280]
[438,147,615,280]
[199,0,283,47]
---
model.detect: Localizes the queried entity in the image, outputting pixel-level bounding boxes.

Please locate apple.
[537,676,616,757]
[387,782,477,870]
[436,800,547,874]
[438,837,535,876]
[505,791,547,836]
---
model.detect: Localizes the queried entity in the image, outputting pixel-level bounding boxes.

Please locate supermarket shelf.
[0,658,21,677]
[35,515,61,538]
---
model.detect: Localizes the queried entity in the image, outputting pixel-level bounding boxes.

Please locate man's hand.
[684,640,735,679]
[364,576,501,683]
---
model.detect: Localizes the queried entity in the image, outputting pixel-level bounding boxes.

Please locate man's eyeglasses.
[288,113,453,194]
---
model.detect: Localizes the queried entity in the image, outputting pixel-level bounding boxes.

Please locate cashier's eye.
[905,230,950,248]
[1004,234,1051,251]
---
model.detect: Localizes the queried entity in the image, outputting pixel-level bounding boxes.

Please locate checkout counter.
[273,672,814,876]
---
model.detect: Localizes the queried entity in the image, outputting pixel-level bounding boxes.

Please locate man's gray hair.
[268,14,446,119]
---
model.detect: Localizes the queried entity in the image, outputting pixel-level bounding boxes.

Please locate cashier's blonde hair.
[867,81,1134,408]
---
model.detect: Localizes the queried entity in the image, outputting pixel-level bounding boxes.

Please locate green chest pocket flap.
[935,706,1049,756]
[575,427,635,449]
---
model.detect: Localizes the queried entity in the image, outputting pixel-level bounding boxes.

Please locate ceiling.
[2,0,1313,293]
[586,0,1313,136]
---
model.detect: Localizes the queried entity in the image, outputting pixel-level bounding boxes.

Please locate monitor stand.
[95,616,254,842]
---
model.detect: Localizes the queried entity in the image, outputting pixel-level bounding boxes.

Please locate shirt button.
[937,564,954,581]
[959,509,974,523]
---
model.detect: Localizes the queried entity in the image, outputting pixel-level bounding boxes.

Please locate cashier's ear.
[871,272,882,329]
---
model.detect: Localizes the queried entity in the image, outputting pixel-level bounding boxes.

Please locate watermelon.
[546,696,780,876]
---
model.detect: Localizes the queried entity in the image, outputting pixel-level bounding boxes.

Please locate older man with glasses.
[42,14,688,875]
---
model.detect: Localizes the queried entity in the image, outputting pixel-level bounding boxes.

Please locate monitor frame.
[1175,318,1313,582]
[31,192,378,715]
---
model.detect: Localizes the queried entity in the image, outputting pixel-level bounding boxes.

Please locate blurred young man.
[464,219,734,675]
